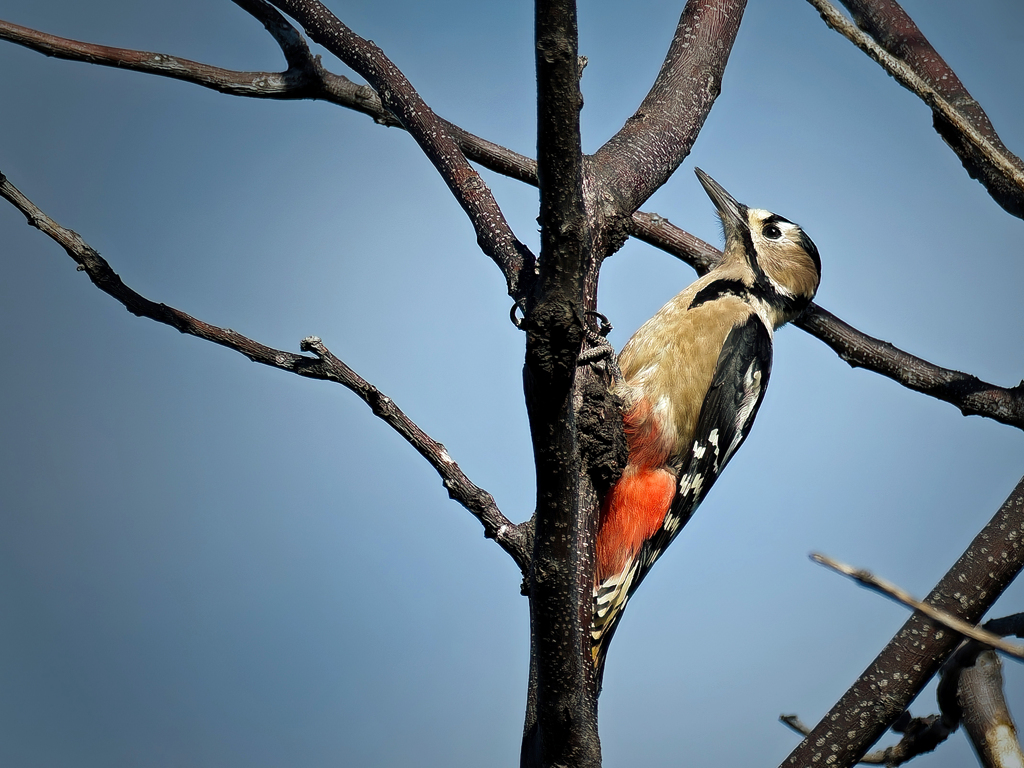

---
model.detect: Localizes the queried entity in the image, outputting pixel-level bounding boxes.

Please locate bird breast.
[616,287,760,465]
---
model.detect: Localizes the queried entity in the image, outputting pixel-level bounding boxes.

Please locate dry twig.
[0,170,533,574]
[3,9,1023,432]
[812,553,1024,659]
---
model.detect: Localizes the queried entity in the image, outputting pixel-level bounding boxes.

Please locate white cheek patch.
[766,272,796,299]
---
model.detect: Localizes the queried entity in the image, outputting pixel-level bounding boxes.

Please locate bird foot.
[578,311,622,381]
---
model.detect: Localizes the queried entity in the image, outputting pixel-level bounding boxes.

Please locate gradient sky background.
[2,1,1023,766]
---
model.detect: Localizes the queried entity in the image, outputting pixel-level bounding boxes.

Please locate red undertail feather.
[596,467,675,578]
[596,397,675,581]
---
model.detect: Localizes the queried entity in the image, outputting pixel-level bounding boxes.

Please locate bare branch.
[781,712,953,766]
[783,473,1024,767]
[263,0,534,300]
[627,212,722,275]
[0,170,532,574]
[985,613,1024,640]
[940,643,1024,768]
[873,713,954,766]
[796,305,1024,430]
[0,14,406,126]
[786,611,1024,766]
[0,5,536,298]
[299,336,534,574]
[7,6,1023,433]
[781,716,889,764]
[231,0,315,70]
[0,15,312,97]
[0,12,548,187]
[592,0,746,216]
[812,553,1024,660]
[838,0,1024,218]
[806,0,1024,219]
[957,650,1024,768]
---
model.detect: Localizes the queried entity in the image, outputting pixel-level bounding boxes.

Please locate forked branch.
[0,12,538,183]
[0,12,342,106]
[784,611,1024,767]
[812,554,1024,659]
[939,622,1024,768]
[4,11,1021,435]
[782,473,1024,767]
[781,712,953,766]
[0,170,532,575]
[951,649,1024,768]
[0,0,536,297]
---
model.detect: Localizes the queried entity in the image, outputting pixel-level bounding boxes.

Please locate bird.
[591,168,821,681]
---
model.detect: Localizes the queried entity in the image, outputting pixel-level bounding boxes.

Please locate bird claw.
[578,312,622,381]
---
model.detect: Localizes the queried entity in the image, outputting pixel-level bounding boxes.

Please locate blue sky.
[1,1,1023,766]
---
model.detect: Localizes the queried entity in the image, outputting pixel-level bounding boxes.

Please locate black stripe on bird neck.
[689,278,749,309]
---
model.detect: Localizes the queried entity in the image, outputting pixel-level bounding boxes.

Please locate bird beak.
[694,168,747,234]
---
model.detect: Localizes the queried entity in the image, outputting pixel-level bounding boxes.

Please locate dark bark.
[839,0,1024,218]
[782,474,1024,767]
[522,1,602,765]
[0,15,324,98]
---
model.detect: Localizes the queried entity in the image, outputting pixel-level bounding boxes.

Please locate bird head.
[695,168,821,325]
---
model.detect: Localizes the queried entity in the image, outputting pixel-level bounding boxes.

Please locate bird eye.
[763,224,782,240]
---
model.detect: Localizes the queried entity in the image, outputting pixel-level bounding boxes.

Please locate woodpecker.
[592,168,821,680]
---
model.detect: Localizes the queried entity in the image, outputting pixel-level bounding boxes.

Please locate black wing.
[593,314,773,681]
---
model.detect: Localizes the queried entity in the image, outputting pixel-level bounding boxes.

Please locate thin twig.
[0,170,532,574]
[0,15,329,102]
[784,474,1024,767]
[812,553,1024,660]
[805,0,1024,219]
[299,336,534,573]
[0,14,542,182]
